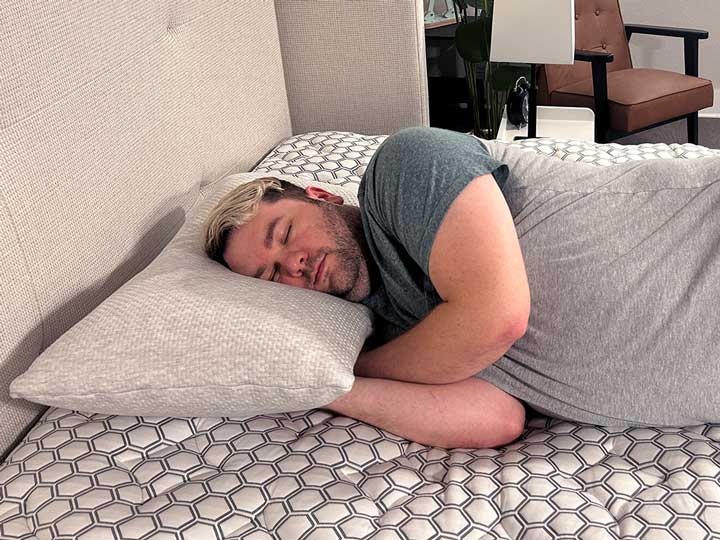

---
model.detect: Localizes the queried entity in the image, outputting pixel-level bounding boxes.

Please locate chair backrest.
[539,0,634,101]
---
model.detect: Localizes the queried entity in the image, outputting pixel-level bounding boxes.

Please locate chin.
[345,268,371,302]
[344,286,368,303]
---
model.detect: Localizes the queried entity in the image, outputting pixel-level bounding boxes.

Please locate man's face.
[223,188,372,302]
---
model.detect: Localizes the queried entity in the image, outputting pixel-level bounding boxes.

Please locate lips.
[313,254,326,288]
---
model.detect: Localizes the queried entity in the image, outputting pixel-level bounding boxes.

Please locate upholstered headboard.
[0,0,428,458]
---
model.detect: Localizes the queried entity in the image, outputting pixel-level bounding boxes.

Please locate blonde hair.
[203,177,310,266]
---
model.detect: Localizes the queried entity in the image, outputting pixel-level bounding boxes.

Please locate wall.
[620,0,719,116]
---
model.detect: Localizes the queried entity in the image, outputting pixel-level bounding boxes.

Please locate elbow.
[444,398,526,450]
[506,281,531,343]
[498,309,529,347]
[504,403,527,445]
[491,288,530,348]
[510,314,529,341]
[478,398,527,449]
[488,392,527,448]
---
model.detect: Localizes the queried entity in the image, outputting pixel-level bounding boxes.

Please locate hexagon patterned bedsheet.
[2,132,720,540]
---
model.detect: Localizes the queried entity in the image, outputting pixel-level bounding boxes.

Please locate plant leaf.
[454,19,490,63]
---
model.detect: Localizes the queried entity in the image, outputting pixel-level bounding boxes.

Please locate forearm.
[323,376,525,449]
[355,300,522,385]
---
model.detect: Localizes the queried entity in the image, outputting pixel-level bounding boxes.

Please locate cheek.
[308,221,334,246]
[223,247,240,273]
[226,243,255,276]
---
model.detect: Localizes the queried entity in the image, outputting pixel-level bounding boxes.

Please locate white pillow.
[10,173,373,416]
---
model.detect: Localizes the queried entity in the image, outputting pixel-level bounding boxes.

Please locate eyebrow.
[253,216,282,279]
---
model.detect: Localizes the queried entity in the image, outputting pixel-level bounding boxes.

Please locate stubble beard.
[321,204,371,302]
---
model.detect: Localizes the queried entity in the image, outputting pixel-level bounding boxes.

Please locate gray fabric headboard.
[0,0,428,458]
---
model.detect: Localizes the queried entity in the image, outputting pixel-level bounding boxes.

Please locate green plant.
[451,0,529,138]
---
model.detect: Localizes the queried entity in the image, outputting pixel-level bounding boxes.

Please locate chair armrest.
[575,49,614,63]
[624,24,708,77]
[625,23,709,41]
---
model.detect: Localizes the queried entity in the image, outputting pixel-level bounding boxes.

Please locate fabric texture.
[552,68,714,132]
[0,0,292,457]
[4,132,720,540]
[358,127,509,345]
[275,0,429,135]
[5,408,720,539]
[0,0,430,459]
[539,0,633,103]
[9,173,373,417]
[478,141,720,427]
[253,131,388,188]
[495,136,720,163]
[538,0,714,133]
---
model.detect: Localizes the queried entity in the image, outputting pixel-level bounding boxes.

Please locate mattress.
[2,131,720,540]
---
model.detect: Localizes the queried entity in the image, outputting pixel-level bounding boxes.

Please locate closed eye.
[269,225,291,281]
[267,223,293,282]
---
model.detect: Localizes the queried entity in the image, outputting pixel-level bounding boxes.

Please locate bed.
[3,130,720,539]
[3,1,720,539]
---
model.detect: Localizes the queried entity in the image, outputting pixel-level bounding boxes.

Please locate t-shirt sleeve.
[359,127,509,275]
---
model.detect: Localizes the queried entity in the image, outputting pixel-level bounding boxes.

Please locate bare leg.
[321,376,525,449]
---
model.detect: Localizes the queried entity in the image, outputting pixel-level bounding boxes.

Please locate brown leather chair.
[538,0,713,144]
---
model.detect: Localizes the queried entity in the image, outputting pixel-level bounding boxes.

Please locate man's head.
[204,177,373,302]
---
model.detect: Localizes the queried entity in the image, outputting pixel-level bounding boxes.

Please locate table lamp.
[490,0,575,138]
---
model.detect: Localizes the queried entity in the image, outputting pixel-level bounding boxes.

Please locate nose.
[282,249,310,278]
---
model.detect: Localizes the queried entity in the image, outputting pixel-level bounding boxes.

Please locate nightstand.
[496,106,596,142]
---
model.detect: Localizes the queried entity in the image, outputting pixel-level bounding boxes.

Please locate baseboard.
[700,112,720,119]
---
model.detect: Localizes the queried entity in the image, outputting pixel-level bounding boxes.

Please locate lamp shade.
[490,0,575,65]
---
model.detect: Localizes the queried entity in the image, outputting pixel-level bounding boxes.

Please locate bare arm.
[323,375,526,449]
[355,174,530,385]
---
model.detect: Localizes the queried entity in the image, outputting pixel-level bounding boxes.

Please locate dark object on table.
[507,77,530,128]
[538,0,713,144]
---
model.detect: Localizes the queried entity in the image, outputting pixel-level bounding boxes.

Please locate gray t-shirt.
[358,127,508,348]
[359,130,720,428]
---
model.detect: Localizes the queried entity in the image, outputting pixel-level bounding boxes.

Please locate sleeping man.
[203,127,720,449]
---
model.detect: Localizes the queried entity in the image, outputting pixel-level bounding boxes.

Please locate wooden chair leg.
[687,112,699,145]
[595,126,608,144]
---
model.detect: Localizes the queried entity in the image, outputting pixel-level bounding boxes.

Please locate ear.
[305,186,344,205]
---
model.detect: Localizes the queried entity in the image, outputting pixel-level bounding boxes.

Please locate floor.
[615,117,720,149]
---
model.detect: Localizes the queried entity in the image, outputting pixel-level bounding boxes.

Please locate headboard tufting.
[0,0,428,458]
[0,0,294,457]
